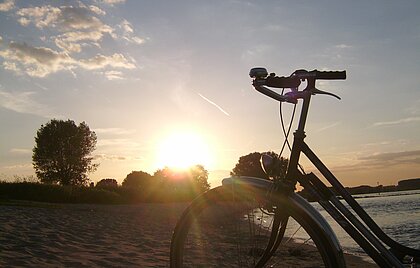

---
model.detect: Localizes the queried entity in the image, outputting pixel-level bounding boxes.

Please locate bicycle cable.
[278,89,307,176]
[278,89,295,156]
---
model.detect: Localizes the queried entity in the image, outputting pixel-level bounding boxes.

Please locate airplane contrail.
[198,93,230,116]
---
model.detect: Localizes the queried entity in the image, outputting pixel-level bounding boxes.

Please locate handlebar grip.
[316,71,346,80]
[265,76,301,88]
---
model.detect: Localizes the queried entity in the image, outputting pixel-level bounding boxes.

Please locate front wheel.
[170,184,345,267]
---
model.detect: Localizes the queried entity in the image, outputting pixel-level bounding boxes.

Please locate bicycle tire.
[170,184,345,267]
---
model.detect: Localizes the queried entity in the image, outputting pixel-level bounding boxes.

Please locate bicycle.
[170,68,420,267]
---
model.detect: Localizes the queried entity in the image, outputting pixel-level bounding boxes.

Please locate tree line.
[0,119,289,203]
[94,165,211,202]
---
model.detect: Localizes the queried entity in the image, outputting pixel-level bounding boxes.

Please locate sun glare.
[155,132,212,170]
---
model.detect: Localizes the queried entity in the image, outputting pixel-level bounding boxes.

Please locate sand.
[0,201,378,267]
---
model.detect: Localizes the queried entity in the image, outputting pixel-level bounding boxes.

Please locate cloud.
[315,122,341,133]
[103,70,123,80]
[16,5,61,28]
[332,149,420,172]
[0,41,75,77]
[94,153,128,161]
[0,0,14,12]
[362,141,391,147]
[373,116,420,127]
[120,19,133,34]
[55,30,105,53]
[100,0,126,6]
[405,99,420,115]
[97,138,140,148]
[14,3,143,48]
[1,163,33,170]
[335,44,352,49]
[93,128,134,135]
[79,53,135,70]
[89,5,106,16]
[10,148,32,155]
[358,150,420,165]
[0,41,135,77]
[1,3,142,78]
[0,89,60,118]
[17,5,106,31]
[118,19,145,45]
[16,4,114,53]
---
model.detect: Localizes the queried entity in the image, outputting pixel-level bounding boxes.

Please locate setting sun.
[155,132,212,170]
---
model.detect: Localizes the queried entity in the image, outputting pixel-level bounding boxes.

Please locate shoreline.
[0,201,377,267]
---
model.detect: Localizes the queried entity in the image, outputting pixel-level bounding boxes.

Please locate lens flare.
[155,132,212,170]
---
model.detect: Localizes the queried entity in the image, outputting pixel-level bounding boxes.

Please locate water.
[310,189,420,261]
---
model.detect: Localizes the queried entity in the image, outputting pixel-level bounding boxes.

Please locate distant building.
[397,178,420,190]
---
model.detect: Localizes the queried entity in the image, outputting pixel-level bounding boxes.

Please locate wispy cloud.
[1,163,32,170]
[79,53,135,70]
[118,19,146,45]
[373,116,420,127]
[315,121,341,133]
[358,150,420,164]
[0,0,14,12]
[10,148,32,155]
[198,93,230,116]
[102,70,124,80]
[362,141,391,147]
[335,44,352,49]
[99,0,126,6]
[94,153,129,161]
[97,138,140,148]
[0,89,60,118]
[93,128,135,135]
[405,99,420,115]
[332,149,420,172]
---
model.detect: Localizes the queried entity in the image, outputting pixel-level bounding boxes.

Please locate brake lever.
[312,88,341,100]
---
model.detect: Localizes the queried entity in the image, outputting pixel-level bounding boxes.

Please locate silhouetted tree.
[32,119,98,186]
[122,171,153,190]
[231,151,288,180]
[154,165,210,195]
[96,178,118,188]
[188,165,211,193]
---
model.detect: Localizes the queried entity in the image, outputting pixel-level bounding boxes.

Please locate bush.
[0,182,122,204]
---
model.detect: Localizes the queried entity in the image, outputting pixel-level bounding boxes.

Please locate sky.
[0,0,419,187]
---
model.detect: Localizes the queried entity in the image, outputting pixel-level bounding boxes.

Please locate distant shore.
[0,201,378,267]
[299,178,420,201]
[1,179,419,206]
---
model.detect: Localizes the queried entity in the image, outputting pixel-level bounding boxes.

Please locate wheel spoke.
[170,186,342,267]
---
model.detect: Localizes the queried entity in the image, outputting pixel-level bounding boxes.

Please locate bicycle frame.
[280,77,419,267]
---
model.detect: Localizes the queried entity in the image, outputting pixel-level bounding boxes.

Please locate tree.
[154,165,210,195]
[188,165,211,193]
[231,151,288,180]
[32,119,98,186]
[122,171,153,189]
[96,178,118,189]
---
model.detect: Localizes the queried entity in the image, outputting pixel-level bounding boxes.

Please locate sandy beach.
[0,201,377,267]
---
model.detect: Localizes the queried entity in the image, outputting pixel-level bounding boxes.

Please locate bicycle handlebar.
[292,69,346,80]
[312,70,346,80]
[250,67,346,103]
